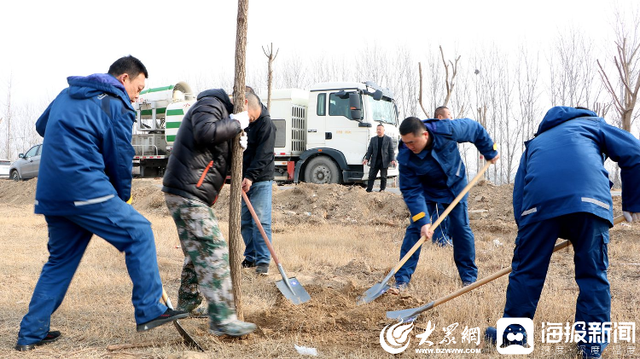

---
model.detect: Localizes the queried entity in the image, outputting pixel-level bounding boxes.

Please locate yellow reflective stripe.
[412,212,425,223]
[493,143,498,151]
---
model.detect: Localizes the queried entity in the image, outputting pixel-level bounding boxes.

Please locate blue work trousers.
[17,198,166,345]
[503,213,610,356]
[241,180,273,265]
[395,201,477,284]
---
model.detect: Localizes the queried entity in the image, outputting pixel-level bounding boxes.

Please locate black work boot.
[136,308,188,332]
[15,331,61,351]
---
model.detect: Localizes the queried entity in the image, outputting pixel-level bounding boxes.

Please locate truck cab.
[269,81,400,184]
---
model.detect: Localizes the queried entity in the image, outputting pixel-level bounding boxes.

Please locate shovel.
[242,190,310,305]
[357,161,492,305]
[386,215,627,321]
[161,288,205,352]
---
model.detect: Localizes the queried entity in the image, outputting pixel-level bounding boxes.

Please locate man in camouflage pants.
[165,195,236,326]
[161,88,255,337]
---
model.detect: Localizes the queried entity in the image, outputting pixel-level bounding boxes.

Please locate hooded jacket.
[34,74,136,215]
[242,103,275,182]
[398,118,498,228]
[162,89,242,205]
[513,106,640,228]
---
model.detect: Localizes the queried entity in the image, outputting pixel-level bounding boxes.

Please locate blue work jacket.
[34,74,136,215]
[398,118,498,228]
[513,106,640,228]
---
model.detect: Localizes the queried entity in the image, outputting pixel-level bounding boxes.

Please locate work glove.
[231,111,250,130]
[623,211,640,223]
[239,132,248,151]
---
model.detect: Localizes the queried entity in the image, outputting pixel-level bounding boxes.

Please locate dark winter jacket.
[364,134,395,168]
[513,106,640,228]
[242,104,276,182]
[162,89,242,205]
[34,74,136,215]
[398,118,498,228]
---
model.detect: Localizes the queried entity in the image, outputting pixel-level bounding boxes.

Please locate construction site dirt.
[0,178,637,359]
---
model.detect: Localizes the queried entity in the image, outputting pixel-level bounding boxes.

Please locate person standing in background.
[240,87,277,275]
[363,124,396,192]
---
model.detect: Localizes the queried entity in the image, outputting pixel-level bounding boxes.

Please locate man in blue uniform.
[15,56,187,351]
[485,107,640,358]
[393,116,499,291]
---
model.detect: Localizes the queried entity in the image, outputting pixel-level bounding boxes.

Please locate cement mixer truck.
[131,81,400,185]
[132,82,195,177]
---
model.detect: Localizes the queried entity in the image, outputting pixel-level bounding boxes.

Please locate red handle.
[196,161,214,188]
[241,190,280,265]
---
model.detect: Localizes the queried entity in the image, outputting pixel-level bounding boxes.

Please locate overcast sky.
[0,0,635,108]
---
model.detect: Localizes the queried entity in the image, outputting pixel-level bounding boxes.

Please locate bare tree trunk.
[476,105,487,178]
[418,62,429,117]
[5,76,12,159]
[262,43,278,112]
[230,0,249,320]
[597,35,640,133]
[439,46,460,108]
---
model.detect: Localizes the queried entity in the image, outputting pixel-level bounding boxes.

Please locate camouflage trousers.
[164,193,237,325]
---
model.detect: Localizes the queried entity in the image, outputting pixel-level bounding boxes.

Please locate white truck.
[131,81,400,184]
[266,81,400,184]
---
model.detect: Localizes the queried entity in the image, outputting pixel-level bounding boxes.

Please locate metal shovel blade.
[274,264,310,305]
[356,281,391,305]
[275,277,311,304]
[386,301,435,321]
[357,271,394,305]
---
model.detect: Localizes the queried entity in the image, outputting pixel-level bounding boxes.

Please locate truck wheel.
[10,170,20,181]
[304,157,341,184]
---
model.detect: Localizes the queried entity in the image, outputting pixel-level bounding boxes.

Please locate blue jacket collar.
[536,106,598,136]
[67,74,132,110]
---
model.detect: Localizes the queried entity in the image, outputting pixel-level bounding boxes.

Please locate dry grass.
[0,179,638,358]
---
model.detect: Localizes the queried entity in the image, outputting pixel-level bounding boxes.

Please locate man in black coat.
[162,88,257,337]
[240,88,277,275]
[363,124,395,192]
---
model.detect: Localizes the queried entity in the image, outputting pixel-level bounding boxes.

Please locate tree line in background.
[1,7,638,186]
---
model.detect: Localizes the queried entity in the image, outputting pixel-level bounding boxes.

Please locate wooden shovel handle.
[241,190,281,265]
[430,214,626,309]
[392,160,492,273]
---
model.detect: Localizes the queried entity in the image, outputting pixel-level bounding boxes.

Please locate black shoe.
[241,259,256,268]
[136,308,188,332]
[15,331,61,351]
[256,263,269,275]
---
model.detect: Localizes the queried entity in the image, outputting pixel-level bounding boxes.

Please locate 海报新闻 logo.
[496,317,534,354]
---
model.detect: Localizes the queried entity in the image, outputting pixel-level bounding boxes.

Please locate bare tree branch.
[418,62,429,117]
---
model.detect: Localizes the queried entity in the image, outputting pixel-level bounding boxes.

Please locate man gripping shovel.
[357,116,499,305]
[161,87,257,337]
[386,215,628,322]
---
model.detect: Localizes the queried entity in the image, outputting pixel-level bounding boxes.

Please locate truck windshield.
[364,95,397,125]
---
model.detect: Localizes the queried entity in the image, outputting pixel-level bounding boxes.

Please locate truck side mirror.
[373,89,383,101]
[349,93,362,121]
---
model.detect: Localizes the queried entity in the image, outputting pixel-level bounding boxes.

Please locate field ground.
[0,178,638,358]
